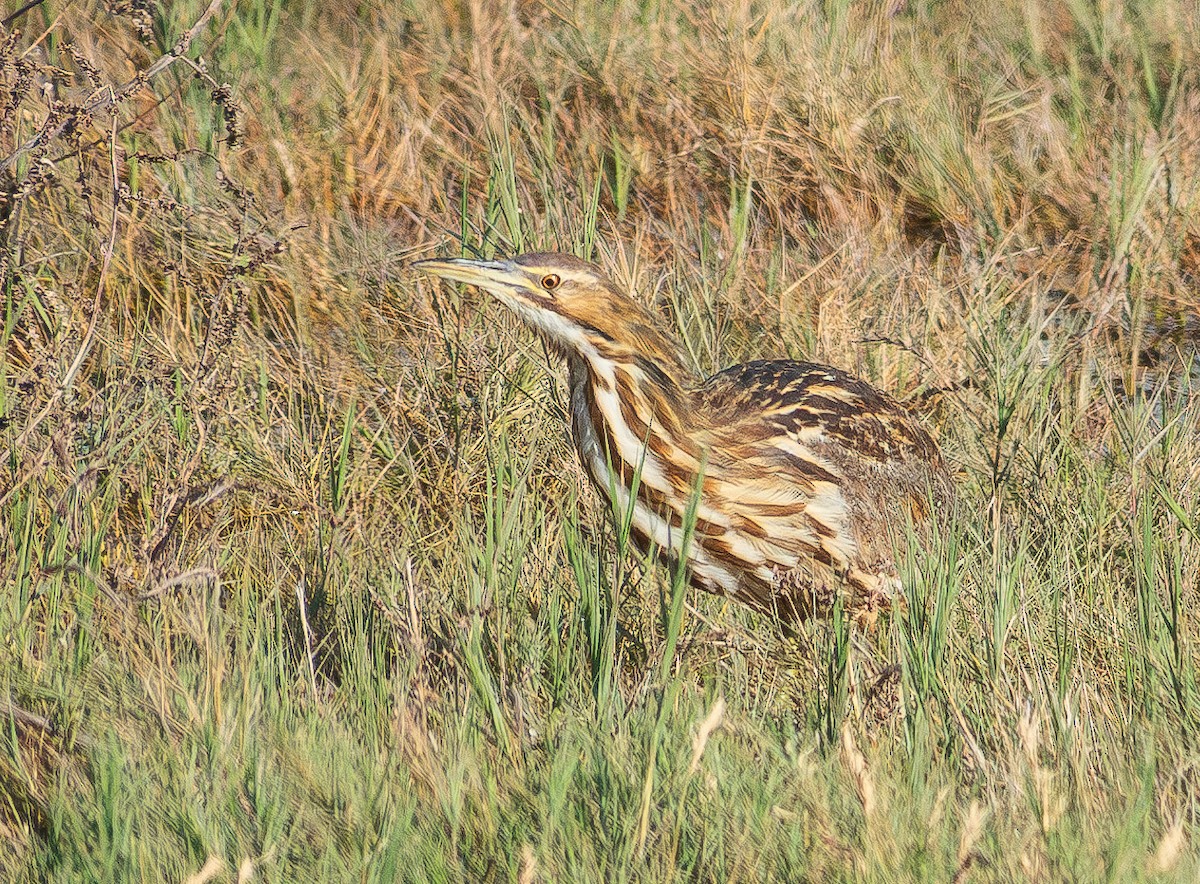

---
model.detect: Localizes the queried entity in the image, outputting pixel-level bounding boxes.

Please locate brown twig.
[61,115,118,392]
[11,114,119,453]
[0,0,227,174]
[0,697,54,734]
[1,0,48,28]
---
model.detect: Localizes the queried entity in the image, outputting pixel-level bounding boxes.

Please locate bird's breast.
[567,360,757,598]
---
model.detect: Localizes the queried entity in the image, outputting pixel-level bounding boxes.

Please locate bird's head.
[414,251,691,385]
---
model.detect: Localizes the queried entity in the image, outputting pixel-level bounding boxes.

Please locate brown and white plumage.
[415,251,951,623]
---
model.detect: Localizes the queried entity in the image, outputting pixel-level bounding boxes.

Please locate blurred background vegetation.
[1,0,1198,879]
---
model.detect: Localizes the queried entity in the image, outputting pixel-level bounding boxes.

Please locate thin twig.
[0,697,54,734]
[62,113,119,391]
[296,579,320,705]
[855,334,933,368]
[405,556,424,652]
[140,567,221,600]
[1,0,227,174]
[2,0,48,29]
[13,113,119,451]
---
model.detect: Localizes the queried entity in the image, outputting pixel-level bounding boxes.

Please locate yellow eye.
[541,273,561,290]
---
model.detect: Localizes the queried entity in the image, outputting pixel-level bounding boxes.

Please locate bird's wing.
[698,360,941,466]
[692,360,950,600]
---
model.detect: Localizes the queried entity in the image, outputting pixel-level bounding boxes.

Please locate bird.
[414,251,952,624]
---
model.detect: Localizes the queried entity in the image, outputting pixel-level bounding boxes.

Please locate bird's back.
[687,360,952,619]
[699,360,942,465]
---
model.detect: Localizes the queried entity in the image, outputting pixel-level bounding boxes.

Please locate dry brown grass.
[1,0,1198,880]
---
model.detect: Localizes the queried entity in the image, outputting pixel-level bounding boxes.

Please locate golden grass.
[1,0,1199,879]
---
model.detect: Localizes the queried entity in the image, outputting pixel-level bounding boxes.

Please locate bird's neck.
[567,348,699,501]
[568,321,693,399]
[568,350,690,433]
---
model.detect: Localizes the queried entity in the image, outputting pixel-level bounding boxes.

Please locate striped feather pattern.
[416,251,953,623]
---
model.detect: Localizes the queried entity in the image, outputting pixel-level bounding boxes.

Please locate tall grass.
[1,0,1198,880]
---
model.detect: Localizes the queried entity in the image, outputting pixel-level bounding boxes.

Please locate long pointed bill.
[413,254,585,351]
[411,257,523,289]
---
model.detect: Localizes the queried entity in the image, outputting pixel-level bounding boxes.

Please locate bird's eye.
[541,274,561,290]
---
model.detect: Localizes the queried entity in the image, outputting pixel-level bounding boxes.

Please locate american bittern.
[415,252,951,623]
